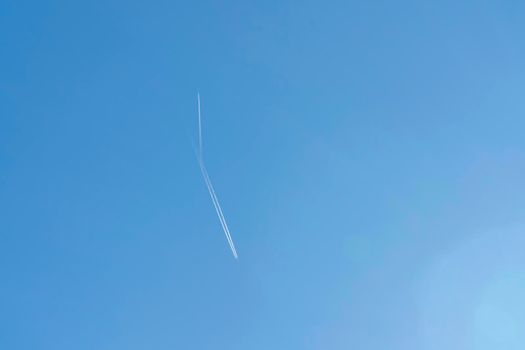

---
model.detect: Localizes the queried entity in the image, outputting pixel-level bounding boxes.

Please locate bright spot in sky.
[417,225,525,350]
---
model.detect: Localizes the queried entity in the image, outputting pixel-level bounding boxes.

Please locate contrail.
[195,153,236,255]
[196,93,238,259]
[197,92,202,159]
[198,157,238,258]
[199,163,236,252]
[196,126,238,259]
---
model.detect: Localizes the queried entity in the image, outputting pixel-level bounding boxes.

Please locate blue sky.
[1,1,525,349]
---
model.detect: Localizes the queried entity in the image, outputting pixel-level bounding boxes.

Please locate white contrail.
[196,134,238,259]
[197,158,238,258]
[203,166,237,257]
[196,93,238,259]
[195,153,236,255]
[197,92,202,159]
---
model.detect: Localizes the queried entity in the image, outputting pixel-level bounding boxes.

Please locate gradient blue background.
[2,1,525,349]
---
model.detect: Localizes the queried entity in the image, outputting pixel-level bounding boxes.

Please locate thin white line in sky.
[198,158,238,258]
[195,94,238,259]
[197,92,202,159]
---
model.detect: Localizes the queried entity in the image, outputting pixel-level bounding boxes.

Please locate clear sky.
[1,1,525,349]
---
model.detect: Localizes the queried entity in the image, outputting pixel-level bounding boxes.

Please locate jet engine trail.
[197,157,238,258]
[196,94,238,259]
[197,93,202,159]
[194,151,236,255]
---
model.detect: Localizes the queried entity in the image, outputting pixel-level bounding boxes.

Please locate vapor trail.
[197,92,202,159]
[197,157,238,258]
[195,152,236,254]
[196,135,238,259]
[196,93,238,259]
